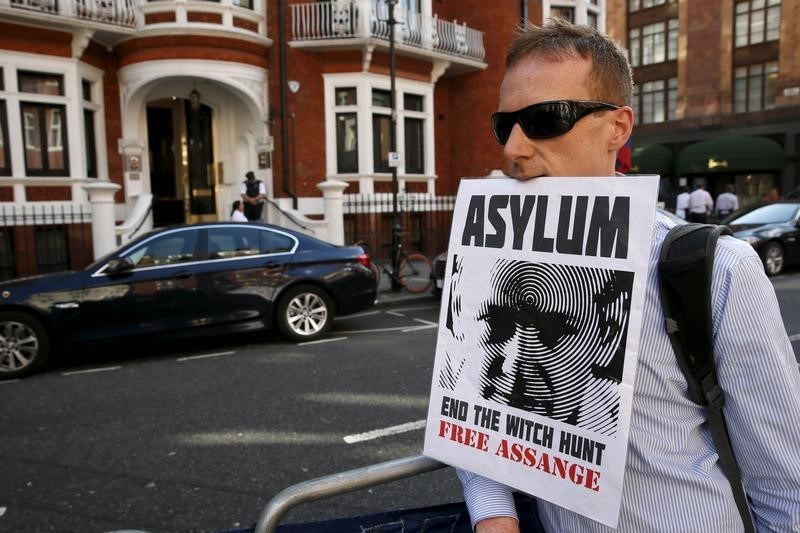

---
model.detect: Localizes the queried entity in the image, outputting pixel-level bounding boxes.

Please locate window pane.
[128,231,198,267]
[765,61,778,110]
[372,89,391,107]
[260,230,294,254]
[372,114,391,173]
[735,13,749,46]
[35,226,69,274]
[550,6,574,22]
[0,101,9,175]
[22,105,44,171]
[46,107,66,171]
[766,6,780,40]
[336,113,358,173]
[335,87,357,106]
[587,12,598,29]
[748,70,763,111]
[667,78,678,120]
[668,19,679,60]
[84,109,97,178]
[403,93,424,111]
[18,72,64,96]
[750,8,765,44]
[629,29,641,66]
[733,67,747,113]
[82,79,92,102]
[404,117,424,174]
[207,227,261,258]
[629,0,640,12]
[733,76,747,112]
[0,228,14,281]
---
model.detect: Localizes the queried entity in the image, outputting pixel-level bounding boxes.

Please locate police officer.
[239,170,265,221]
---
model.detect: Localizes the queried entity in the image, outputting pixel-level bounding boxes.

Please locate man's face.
[498,55,623,180]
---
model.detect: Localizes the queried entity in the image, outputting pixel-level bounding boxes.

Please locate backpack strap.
[658,223,755,533]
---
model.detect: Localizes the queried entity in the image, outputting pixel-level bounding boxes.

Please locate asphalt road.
[1,271,799,533]
[0,297,455,533]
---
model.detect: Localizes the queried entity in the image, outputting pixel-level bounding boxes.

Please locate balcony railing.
[4,0,138,27]
[291,0,485,63]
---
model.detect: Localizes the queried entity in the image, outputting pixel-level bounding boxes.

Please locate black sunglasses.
[491,100,620,145]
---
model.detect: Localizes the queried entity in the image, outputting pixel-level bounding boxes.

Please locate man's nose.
[503,123,535,161]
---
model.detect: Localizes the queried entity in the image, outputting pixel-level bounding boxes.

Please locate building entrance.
[146,99,217,226]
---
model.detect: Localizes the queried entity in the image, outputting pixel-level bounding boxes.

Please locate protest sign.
[423,176,659,527]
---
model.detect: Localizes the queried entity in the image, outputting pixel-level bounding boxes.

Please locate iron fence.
[0,204,93,282]
[343,193,455,259]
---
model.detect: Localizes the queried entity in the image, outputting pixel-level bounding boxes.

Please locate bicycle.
[354,239,433,294]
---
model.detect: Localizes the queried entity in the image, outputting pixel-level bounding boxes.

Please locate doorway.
[147,98,217,226]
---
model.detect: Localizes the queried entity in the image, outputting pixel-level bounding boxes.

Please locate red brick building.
[1,0,672,279]
[606,0,800,208]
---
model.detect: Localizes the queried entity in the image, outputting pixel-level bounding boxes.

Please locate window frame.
[19,102,70,177]
[733,60,779,113]
[324,73,435,179]
[734,0,781,48]
[629,18,678,67]
[632,77,677,125]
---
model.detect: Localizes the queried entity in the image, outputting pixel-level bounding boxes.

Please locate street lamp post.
[388,0,402,290]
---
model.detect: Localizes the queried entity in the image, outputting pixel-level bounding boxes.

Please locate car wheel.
[0,311,50,380]
[276,285,334,342]
[762,242,785,276]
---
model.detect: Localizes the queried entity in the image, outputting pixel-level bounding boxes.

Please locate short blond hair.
[506,19,633,106]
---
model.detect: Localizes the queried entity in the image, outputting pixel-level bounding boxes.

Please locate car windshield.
[729,203,799,225]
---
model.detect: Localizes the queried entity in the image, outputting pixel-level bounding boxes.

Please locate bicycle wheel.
[398,253,433,293]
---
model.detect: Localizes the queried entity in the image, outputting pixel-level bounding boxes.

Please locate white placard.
[388,152,402,168]
[423,175,659,528]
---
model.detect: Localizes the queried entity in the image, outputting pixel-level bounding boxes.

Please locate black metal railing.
[343,194,455,259]
[0,204,93,282]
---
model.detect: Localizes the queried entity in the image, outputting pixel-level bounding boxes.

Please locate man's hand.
[475,517,520,533]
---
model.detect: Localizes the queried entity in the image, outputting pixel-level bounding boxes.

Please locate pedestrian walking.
[675,186,690,220]
[715,184,739,219]
[687,184,713,223]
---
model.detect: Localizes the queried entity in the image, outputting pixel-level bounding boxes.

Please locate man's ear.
[608,106,634,152]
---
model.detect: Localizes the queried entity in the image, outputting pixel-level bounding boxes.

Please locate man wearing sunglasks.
[457,19,800,533]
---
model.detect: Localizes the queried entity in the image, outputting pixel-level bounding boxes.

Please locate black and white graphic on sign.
[439,256,633,436]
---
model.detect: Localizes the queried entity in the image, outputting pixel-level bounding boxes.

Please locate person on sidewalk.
[240,171,266,221]
[230,200,248,222]
[687,183,713,223]
[715,184,739,219]
[457,18,800,533]
[675,186,690,219]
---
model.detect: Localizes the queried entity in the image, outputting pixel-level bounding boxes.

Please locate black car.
[724,201,800,276]
[0,222,376,379]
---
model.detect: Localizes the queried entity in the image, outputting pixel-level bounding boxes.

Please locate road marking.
[62,366,121,376]
[392,304,440,312]
[344,419,427,444]
[402,318,438,333]
[339,310,382,319]
[177,351,235,362]
[386,311,405,317]
[298,336,347,346]
[789,333,800,342]
[0,379,20,385]
[338,324,437,334]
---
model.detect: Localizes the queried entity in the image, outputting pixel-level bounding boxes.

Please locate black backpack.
[658,223,755,533]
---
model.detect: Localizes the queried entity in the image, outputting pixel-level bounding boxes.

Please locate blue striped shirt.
[458,211,800,532]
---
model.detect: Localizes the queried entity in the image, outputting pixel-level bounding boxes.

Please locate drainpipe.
[278,0,298,209]
[521,0,528,22]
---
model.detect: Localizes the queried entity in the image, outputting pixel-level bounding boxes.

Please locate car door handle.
[173,271,192,279]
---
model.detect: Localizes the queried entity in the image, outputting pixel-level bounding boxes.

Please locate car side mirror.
[105,257,134,275]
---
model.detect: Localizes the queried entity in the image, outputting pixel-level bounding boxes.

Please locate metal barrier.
[254,454,446,533]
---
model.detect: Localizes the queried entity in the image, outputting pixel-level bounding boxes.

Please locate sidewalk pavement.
[372,273,441,309]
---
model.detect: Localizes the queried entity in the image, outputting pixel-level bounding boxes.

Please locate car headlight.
[738,235,762,245]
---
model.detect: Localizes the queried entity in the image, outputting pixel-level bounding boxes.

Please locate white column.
[83,181,122,259]
[317,179,349,245]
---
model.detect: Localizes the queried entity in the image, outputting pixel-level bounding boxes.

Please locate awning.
[675,135,784,175]
[630,144,674,176]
